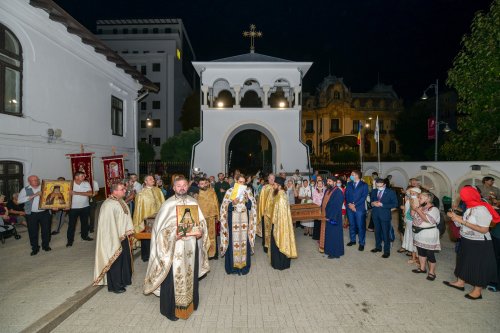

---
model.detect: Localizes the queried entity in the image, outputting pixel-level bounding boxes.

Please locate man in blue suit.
[345,170,369,251]
[370,178,398,258]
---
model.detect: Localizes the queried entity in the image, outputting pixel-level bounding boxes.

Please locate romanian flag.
[356,122,362,145]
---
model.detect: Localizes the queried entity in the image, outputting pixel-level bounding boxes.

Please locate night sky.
[54,0,492,103]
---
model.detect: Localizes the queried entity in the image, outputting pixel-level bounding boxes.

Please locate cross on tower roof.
[242,24,262,53]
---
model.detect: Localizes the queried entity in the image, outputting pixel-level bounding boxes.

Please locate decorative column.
[263,85,270,107]
[233,85,241,108]
[294,86,301,107]
[201,85,208,108]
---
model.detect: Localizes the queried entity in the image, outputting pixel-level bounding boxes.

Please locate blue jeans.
[347,209,366,246]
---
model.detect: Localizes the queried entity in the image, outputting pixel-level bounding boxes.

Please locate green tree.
[138,141,156,162]
[160,128,200,162]
[394,101,435,161]
[179,90,200,130]
[442,0,500,160]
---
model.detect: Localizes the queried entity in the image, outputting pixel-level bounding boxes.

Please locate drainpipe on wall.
[134,90,149,174]
[190,67,206,178]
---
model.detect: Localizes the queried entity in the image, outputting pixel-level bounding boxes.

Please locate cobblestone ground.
[2,222,499,333]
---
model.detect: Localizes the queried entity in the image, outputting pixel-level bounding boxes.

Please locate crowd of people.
[1,169,499,321]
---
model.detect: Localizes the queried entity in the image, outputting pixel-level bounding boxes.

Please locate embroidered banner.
[101,155,125,197]
[67,152,94,191]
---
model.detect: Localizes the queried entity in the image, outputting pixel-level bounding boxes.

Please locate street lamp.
[421,79,439,161]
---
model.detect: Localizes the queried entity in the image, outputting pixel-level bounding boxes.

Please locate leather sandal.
[412,268,427,274]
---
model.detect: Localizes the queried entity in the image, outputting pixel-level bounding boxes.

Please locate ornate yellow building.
[301,75,403,161]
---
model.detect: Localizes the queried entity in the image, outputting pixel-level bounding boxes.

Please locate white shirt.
[72,181,91,209]
[18,185,43,213]
[92,180,99,194]
[299,186,312,200]
[133,181,143,194]
[458,206,492,241]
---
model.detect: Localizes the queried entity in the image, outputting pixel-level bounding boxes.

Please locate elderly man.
[18,175,51,255]
[93,182,134,293]
[257,173,275,252]
[144,176,209,321]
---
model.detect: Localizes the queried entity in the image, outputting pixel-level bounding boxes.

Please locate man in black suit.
[370,178,398,258]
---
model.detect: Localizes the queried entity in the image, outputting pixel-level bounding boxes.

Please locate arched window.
[1,24,22,115]
[333,91,340,100]
[389,140,397,154]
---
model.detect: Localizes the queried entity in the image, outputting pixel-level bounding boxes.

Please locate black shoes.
[30,248,40,256]
[370,248,382,253]
[82,237,93,241]
[443,281,465,291]
[382,253,390,258]
[110,288,126,294]
[43,247,52,252]
[358,245,364,251]
[51,231,59,235]
[327,255,339,259]
[66,242,73,247]
[346,242,356,246]
[464,294,482,300]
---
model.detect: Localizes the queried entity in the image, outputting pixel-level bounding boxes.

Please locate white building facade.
[0,0,156,198]
[96,19,196,156]
[191,53,312,177]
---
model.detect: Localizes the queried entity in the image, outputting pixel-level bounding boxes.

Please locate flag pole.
[376,116,381,174]
[359,123,363,172]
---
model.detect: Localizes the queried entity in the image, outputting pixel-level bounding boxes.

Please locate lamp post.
[421,79,439,161]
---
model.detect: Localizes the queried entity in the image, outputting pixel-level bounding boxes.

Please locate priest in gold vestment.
[93,183,134,293]
[132,175,165,233]
[197,178,220,259]
[269,177,297,270]
[219,175,257,275]
[144,177,210,321]
[257,173,275,252]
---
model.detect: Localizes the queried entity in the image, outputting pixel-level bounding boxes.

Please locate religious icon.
[176,205,199,236]
[109,161,120,178]
[39,179,72,210]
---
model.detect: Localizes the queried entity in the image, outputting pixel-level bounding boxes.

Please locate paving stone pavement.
[2,222,499,333]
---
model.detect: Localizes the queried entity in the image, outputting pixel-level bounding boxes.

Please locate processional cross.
[242,24,262,53]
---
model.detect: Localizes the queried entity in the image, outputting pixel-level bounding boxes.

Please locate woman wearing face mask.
[401,187,421,265]
[411,192,441,281]
[444,186,499,300]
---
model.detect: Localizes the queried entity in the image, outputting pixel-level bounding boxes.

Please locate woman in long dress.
[401,187,421,264]
[298,179,314,236]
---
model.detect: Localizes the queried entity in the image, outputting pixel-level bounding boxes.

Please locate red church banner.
[67,153,95,191]
[102,155,125,197]
[428,117,436,140]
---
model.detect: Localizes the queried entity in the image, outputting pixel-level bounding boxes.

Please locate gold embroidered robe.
[132,186,165,233]
[143,195,210,320]
[258,184,274,248]
[219,187,257,270]
[197,188,219,258]
[270,190,297,259]
[93,197,134,286]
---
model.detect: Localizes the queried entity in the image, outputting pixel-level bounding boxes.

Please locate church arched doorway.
[226,129,274,176]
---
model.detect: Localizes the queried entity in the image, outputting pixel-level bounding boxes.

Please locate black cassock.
[270,225,291,270]
[106,239,132,292]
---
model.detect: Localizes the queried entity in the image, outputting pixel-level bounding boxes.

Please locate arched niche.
[413,166,453,208]
[269,78,292,107]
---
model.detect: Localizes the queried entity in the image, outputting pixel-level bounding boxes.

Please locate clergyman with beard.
[197,177,220,259]
[144,176,210,321]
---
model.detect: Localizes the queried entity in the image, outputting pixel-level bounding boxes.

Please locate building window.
[132,51,139,54]
[123,28,129,34]
[0,160,23,200]
[132,28,138,34]
[319,118,323,133]
[152,101,161,109]
[153,28,159,33]
[111,96,123,136]
[333,91,340,100]
[141,101,147,110]
[1,24,23,116]
[352,120,360,134]
[305,120,314,133]
[152,137,161,146]
[140,65,147,75]
[330,119,340,132]
[389,140,397,154]
[164,28,172,33]
[152,63,161,72]
[142,28,148,34]
[143,51,149,54]
[379,119,386,133]
[112,28,118,34]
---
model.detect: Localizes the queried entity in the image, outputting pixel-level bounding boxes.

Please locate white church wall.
[0,1,142,184]
[192,108,309,177]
